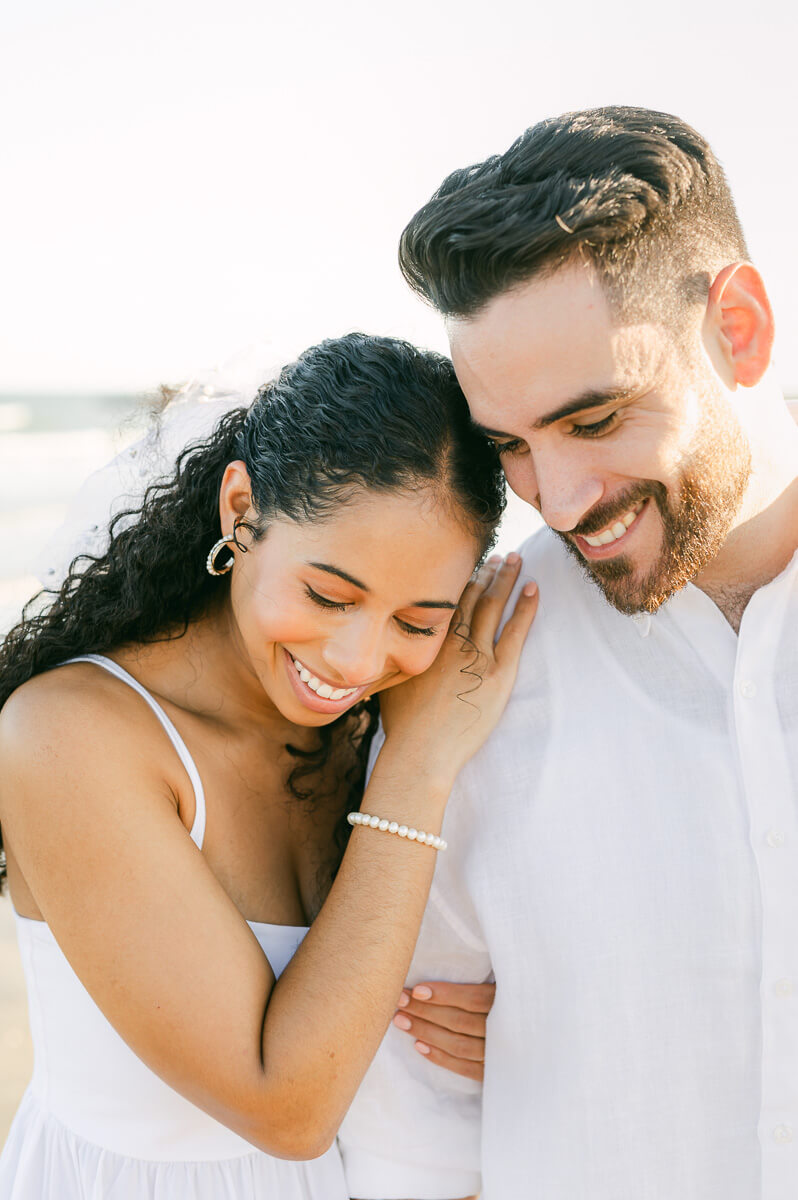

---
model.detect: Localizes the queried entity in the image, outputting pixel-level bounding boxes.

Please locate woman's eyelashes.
[395,619,438,639]
[303,585,439,638]
[304,584,349,612]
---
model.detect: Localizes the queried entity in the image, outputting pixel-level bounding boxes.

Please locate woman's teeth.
[583,501,644,548]
[292,658,358,701]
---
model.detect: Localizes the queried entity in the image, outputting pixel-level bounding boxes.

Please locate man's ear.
[706,262,775,387]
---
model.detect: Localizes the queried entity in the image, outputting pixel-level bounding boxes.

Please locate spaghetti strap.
[61,654,206,849]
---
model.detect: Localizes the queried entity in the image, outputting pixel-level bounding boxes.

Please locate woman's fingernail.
[487,554,502,564]
[398,991,410,1008]
[505,552,521,565]
[523,581,538,596]
[393,1014,412,1031]
[412,985,433,1000]
[414,1041,431,1055]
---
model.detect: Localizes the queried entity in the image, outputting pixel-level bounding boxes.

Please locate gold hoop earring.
[206,534,235,576]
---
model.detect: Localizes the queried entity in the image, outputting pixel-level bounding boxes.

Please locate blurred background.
[1,0,796,1144]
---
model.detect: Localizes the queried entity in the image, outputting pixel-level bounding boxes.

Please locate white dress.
[0,655,350,1199]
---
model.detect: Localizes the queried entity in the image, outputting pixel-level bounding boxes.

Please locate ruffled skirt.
[0,1090,349,1200]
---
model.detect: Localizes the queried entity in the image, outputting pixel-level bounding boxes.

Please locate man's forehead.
[447,271,666,424]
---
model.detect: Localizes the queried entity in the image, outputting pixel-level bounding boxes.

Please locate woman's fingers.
[393,998,484,1046]
[393,1010,486,1062]
[493,580,539,668]
[407,1039,485,1082]
[399,979,495,1014]
[391,980,496,1079]
[468,553,525,647]
[396,998,487,1037]
[454,555,502,627]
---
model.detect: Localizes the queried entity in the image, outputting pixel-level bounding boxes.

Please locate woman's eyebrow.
[307,561,369,590]
[411,599,458,611]
[307,562,457,611]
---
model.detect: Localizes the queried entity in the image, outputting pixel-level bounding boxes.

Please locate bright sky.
[2,0,796,393]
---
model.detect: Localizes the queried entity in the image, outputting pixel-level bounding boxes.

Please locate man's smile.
[573,498,649,560]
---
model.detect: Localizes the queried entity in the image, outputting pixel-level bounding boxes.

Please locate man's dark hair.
[399,106,749,326]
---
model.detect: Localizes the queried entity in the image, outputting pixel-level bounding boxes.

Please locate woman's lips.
[282,647,369,714]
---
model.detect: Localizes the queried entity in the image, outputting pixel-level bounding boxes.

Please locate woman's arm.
[0,558,535,1159]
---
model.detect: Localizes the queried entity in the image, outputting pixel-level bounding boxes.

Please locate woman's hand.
[392,980,495,1082]
[379,553,538,785]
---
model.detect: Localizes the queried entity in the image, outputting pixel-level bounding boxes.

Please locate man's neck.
[693,400,798,633]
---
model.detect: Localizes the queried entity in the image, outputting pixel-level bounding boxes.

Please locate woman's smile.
[282,646,372,714]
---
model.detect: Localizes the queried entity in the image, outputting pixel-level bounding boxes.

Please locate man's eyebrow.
[474,386,640,438]
[307,562,457,611]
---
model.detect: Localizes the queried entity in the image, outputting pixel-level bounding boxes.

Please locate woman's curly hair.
[0,332,505,891]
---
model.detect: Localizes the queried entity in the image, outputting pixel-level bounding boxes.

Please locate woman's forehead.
[261,490,480,597]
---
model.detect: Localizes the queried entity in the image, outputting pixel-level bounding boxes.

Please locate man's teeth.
[293,659,358,701]
[584,504,642,548]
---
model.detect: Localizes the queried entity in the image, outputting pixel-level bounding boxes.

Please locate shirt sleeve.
[338,735,491,1199]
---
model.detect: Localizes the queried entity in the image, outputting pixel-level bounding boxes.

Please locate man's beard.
[557,402,752,615]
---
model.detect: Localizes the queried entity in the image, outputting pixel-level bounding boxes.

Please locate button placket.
[734,584,798,1195]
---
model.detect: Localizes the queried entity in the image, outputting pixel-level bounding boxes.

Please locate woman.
[0,333,537,1198]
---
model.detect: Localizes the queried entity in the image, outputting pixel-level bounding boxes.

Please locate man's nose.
[511,450,604,533]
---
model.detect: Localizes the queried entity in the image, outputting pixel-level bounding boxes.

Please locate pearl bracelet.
[347,811,447,851]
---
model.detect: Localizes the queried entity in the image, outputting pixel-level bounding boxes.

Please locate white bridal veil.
[33,345,285,589]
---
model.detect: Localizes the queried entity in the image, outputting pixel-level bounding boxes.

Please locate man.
[339,108,798,1199]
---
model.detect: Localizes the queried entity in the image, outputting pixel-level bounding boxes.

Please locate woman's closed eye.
[305,585,440,638]
[395,618,439,639]
[304,584,350,612]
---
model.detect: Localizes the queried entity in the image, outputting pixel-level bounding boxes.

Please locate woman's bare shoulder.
[0,661,171,789]
[3,660,128,734]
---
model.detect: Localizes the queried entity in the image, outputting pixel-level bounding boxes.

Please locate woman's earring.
[206,534,236,576]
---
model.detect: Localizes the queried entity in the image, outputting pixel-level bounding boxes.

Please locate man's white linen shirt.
[339,529,798,1200]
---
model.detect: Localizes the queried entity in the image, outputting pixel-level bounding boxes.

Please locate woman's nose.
[321,621,387,687]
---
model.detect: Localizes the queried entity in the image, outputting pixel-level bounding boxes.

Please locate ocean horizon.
[0,394,147,633]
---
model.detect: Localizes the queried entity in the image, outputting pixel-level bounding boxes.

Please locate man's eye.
[305,585,350,612]
[570,412,620,438]
[493,438,527,456]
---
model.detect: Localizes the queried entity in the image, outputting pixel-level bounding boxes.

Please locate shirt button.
[773,1124,794,1144]
[739,679,757,698]
[774,978,794,997]
[766,830,787,849]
